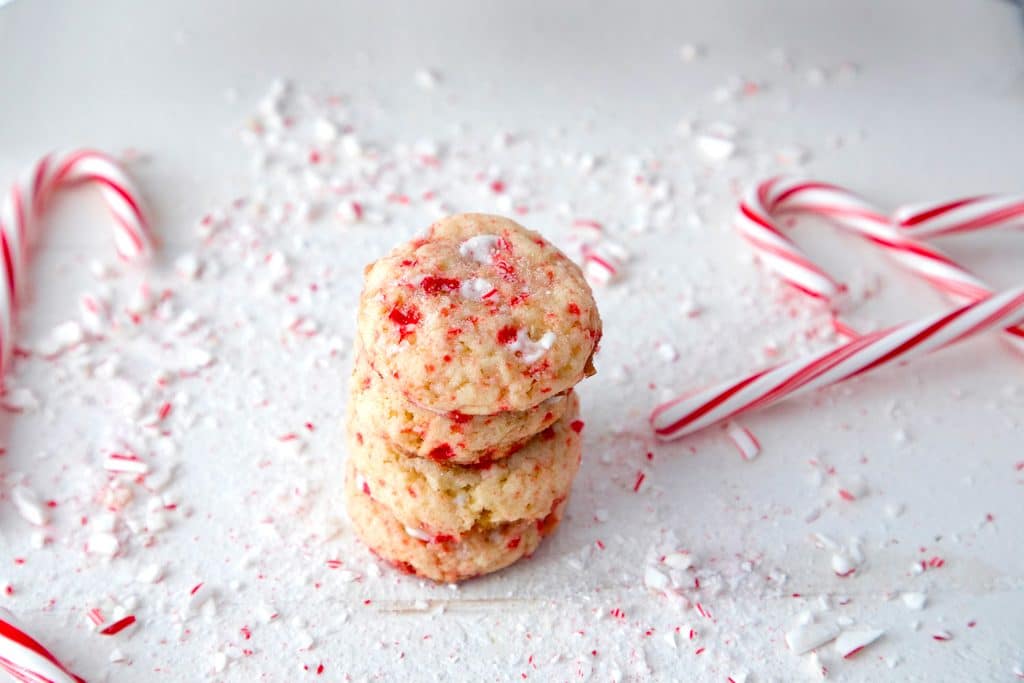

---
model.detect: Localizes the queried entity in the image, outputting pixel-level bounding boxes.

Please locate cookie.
[357,213,601,414]
[347,392,582,539]
[345,462,566,583]
[347,349,572,464]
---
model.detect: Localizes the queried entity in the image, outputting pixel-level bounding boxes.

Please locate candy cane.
[0,608,85,683]
[652,177,1023,440]
[0,149,153,375]
[651,286,1024,438]
[736,177,1024,349]
[0,151,151,677]
[894,194,1024,239]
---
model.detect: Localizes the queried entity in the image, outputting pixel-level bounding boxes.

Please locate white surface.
[1,1,1023,681]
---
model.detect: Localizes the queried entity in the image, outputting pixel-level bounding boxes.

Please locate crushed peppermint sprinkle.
[503,329,556,363]
[404,525,433,543]
[0,55,1007,682]
[458,235,501,264]
[902,592,927,610]
[11,486,49,526]
[835,628,885,658]
[726,421,761,461]
[785,622,839,655]
[459,277,497,301]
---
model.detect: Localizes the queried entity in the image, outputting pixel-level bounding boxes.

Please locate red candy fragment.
[497,325,518,344]
[426,444,456,462]
[570,420,585,434]
[420,276,460,294]
[388,304,421,341]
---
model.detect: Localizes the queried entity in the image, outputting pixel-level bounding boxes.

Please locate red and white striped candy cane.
[0,608,85,683]
[894,194,1024,239]
[651,286,1024,438]
[0,149,153,374]
[652,177,1024,440]
[736,177,1024,348]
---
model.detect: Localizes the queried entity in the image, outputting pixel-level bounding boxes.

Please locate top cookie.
[357,214,601,414]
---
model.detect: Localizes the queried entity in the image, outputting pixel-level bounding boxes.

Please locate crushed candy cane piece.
[785,622,839,655]
[726,421,761,461]
[459,235,500,264]
[835,628,885,658]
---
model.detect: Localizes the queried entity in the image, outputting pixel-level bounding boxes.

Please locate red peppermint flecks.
[99,615,136,635]
[420,276,460,294]
[497,325,518,344]
[427,444,455,461]
[389,305,421,341]
[570,420,585,433]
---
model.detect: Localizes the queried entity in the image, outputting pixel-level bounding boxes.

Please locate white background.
[1,1,1023,681]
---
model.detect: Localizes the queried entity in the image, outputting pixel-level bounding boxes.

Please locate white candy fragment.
[679,43,702,62]
[726,421,761,461]
[188,583,215,612]
[295,629,315,651]
[831,553,856,577]
[178,347,213,371]
[644,566,670,591]
[175,253,203,280]
[785,622,839,655]
[581,241,628,286]
[37,321,84,357]
[404,525,432,542]
[506,330,556,364]
[655,341,678,362]
[901,592,926,610]
[459,277,496,301]
[313,117,339,143]
[11,485,49,526]
[4,387,39,412]
[835,628,884,658]
[337,200,364,223]
[87,532,120,556]
[459,235,500,264]
[137,563,164,584]
[696,134,736,162]
[415,68,439,90]
[256,604,278,624]
[663,552,694,570]
[212,651,228,673]
[79,293,110,333]
[103,453,149,475]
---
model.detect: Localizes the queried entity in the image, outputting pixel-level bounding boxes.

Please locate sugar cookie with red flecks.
[347,392,582,539]
[357,213,601,414]
[347,348,572,464]
[345,462,566,583]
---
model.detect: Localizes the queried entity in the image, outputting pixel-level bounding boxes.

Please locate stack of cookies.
[346,214,602,582]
